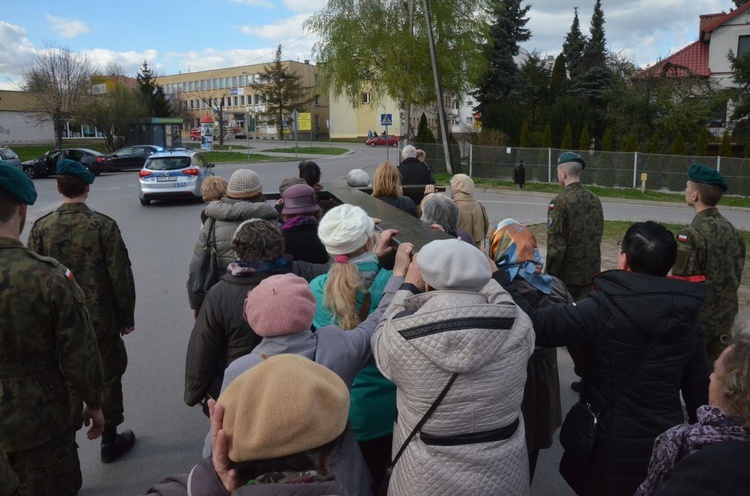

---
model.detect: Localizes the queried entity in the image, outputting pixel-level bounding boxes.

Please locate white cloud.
[45,14,90,39]
[0,21,37,90]
[83,48,160,76]
[227,0,273,7]
[281,0,325,13]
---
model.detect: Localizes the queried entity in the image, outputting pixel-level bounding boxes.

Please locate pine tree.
[579,124,590,151]
[697,128,709,156]
[734,0,749,7]
[550,53,566,99]
[561,123,573,149]
[578,0,611,144]
[744,132,750,158]
[562,8,587,84]
[519,121,530,147]
[136,61,172,117]
[719,130,732,157]
[672,133,686,155]
[542,123,552,147]
[582,0,607,72]
[624,133,638,153]
[649,129,661,153]
[601,128,614,151]
[475,0,531,112]
[259,44,308,140]
[416,113,435,143]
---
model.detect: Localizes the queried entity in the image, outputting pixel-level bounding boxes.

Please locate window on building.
[315,94,321,106]
[219,78,225,89]
[201,80,206,90]
[195,99,200,109]
[739,36,750,58]
[233,96,239,106]
[240,95,245,106]
[189,81,194,92]
[201,100,206,109]
[452,100,459,110]
[466,100,473,106]
[189,100,194,110]
[466,117,473,123]
[315,114,320,128]
[194,81,199,91]
[225,77,231,87]
[182,82,187,92]
[232,76,237,87]
[254,74,261,84]
[362,92,371,104]
[226,97,231,107]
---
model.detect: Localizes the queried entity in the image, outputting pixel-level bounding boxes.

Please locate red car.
[365,134,400,147]
[189,128,202,141]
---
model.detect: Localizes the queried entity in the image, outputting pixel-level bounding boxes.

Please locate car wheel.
[140,198,151,206]
[369,142,375,147]
[23,167,36,179]
[392,142,398,148]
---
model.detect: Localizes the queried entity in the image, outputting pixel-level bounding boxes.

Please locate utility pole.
[423,0,453,174]
[405,0,414,144]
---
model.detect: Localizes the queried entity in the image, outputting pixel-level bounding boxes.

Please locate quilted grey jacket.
[372,279,534,496]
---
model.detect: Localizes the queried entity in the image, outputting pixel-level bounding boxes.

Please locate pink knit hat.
[244,273,317,336]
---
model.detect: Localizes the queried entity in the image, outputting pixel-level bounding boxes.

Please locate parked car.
[100,145,162,171]
[0,147,22,168]
[21,148,107,179]
[190,128,202,141]
[234,129,247,139]
[365,134,400,147]
[138,149,215,206]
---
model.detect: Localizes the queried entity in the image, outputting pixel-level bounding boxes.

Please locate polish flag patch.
[677,234,688,243]
[64,268,75,280]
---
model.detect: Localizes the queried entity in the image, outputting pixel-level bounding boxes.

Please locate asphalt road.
[18,142,735,495]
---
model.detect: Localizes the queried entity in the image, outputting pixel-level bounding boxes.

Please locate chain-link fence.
[458,145,750,196]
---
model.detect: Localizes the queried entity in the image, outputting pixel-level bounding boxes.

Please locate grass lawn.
[12,142,109,161]
[433,173,750,208]
[201,152,289,163]
[262,146,348,155]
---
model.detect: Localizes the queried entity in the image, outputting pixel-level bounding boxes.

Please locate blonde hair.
[416,149,426,161]
[201,176,228,203]
[324,263,365,330]
[372,161,401,198]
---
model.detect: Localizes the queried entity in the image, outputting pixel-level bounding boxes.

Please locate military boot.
[101,426,136,463]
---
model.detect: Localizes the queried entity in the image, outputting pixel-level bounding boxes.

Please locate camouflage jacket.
[29,203,136,337]
[672,208,746,341]
[0,238,103,452]
[545,182,604,287]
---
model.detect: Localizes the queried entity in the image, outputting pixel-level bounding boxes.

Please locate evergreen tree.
[561,123,573,149]
[719,130,732,157]
[744,132,750,158]
[649,129,661,153]
[578,0,611,143]
[550,53,566,99]
[520,51,552,126]
[582,0,607,72]
[624,133,638,153]
[579,124,590,151]
[697,128,709,156]
[136,61,172,117]
[562,8,587,83]
[672,133,686,155]
[519,121,530,147]
[734,0,749,7]
[475,0,531,113]
[416,113,436,143]
[601,128,614,151]
[542,122,552,147]
[259,44,309,140]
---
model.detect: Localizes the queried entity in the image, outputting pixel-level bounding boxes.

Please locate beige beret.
[217,354,350,462]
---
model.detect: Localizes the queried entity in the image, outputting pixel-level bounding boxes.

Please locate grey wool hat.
[417,239,491,292]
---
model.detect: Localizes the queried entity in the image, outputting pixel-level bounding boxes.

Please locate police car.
[138,148,215,206]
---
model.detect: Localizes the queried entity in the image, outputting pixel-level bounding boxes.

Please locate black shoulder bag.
[377,372,458,496]
[559,342,654,462]
[188,218,220,307]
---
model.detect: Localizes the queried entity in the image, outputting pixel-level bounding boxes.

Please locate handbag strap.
[206,218,217,252]
[597,341,655,415]
[387,372,458,472]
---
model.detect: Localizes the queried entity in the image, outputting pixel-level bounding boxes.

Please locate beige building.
[156,61,329,139]
[0,90,54,144]
[329,92,403,139]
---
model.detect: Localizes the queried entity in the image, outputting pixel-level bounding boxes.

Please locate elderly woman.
[490,219,572,481]
[421,193,475,244]
[279,184,329,264]
[635,332,750,496]
[309,204,396,494]
[187,169,278,313]
[146,355,351,495]
[200,176,228,224]
[451,174,489,247]
[184,219,331,413]
[372,238,534,495]
[372,161,417,217]
[299,160,323,191]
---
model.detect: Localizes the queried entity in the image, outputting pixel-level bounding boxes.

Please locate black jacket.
[184,259,329,406]
[373,195,418,217]
[504,270,709,496]
[398,157,435,204]
[282,223,330,264]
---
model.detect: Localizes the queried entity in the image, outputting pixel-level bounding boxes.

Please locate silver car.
[138,149,215,206]
[0,147,22,168]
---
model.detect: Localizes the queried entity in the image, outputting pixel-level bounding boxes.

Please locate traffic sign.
[381,113,393,126]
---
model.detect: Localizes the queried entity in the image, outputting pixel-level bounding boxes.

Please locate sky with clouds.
[0,0,737,91]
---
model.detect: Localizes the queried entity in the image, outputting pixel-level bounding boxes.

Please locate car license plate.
[156,176,176,182]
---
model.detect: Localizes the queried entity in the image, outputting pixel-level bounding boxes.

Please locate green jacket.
[0,238,103,452]
[29,203,136,337]
[546,182,604,287]
[672,208,746,347]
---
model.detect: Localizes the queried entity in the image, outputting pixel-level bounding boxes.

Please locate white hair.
[402,145,417,160]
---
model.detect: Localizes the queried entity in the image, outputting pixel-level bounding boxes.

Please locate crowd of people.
[0,147,748,496]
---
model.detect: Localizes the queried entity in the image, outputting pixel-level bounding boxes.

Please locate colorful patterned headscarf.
[490,218,553,294]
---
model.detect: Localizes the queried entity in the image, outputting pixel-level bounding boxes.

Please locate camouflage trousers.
[71,335,128,428]
[7,429,80,496]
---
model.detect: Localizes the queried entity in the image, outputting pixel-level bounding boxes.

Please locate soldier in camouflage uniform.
[0,161,104,496]
[672,163,746,362]
[546,152,604,389]
[28,159,137,464]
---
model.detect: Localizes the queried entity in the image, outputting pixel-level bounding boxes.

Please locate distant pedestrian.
[398,145,435,205]
[672,163,746,362]
[29,158,136,464]
[450,174,489,247]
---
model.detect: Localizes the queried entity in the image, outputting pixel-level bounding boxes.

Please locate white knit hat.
[417,239,491,291]
[318,204,375,255]
[227,169,263,199]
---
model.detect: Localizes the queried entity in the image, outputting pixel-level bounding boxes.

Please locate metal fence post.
[633,152,638,188]
[548,148,552,183]
[717,156,721,172]
[469,144,473,177]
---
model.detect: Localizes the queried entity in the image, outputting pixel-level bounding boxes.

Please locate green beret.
[688,163,727,192]
[557,151,585,169]
[57,158,95,184]
[0,161,37,205]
